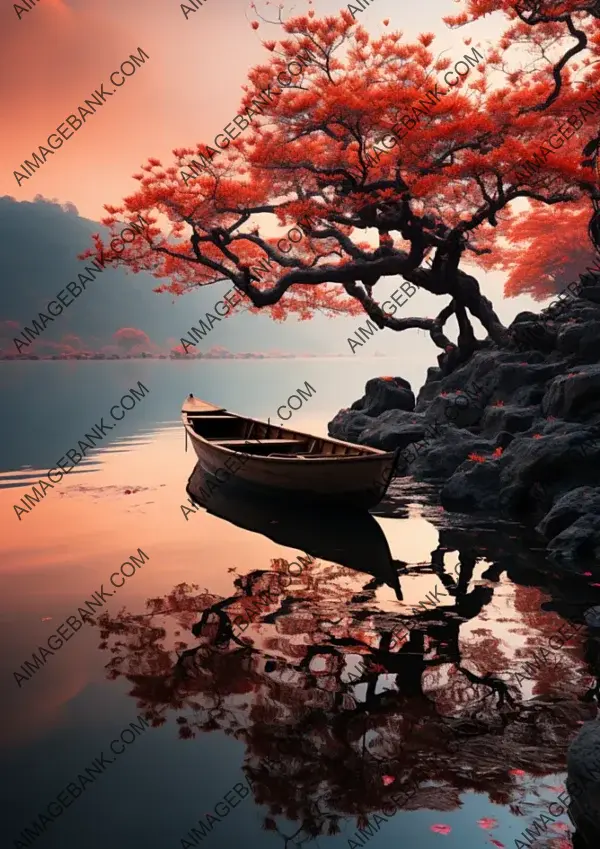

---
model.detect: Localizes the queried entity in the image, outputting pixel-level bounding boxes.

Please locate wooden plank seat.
[186,414,236,420]
[210,439,307,448]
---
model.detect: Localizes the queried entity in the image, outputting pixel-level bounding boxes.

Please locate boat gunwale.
[181,409,394,463]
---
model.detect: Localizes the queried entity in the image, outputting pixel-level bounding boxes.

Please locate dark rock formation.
[351,376,415,417]
[567,722,600,846]
[328,280,600,574]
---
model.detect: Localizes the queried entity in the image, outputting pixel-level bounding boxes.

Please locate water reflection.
[187,465,406,600]
[92,477,599,847]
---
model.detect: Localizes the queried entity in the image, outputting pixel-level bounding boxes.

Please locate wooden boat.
[181,395,399,510]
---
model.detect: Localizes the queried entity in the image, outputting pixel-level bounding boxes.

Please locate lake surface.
[1,360,595,849]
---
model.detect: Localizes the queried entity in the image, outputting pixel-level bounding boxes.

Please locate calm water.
[0,360,596,849]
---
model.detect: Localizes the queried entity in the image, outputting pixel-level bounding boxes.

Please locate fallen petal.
[382,775,395,786]
[430,824,451,834]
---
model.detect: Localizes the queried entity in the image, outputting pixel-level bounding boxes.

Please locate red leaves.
[468,452,486,462]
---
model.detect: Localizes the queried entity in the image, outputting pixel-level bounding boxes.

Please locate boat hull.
[190,448,396,510]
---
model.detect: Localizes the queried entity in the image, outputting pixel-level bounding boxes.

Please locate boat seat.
[186,414,235,420]
[210,439,308,448]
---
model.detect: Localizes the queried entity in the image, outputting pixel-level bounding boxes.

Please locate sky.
[0,0,542,322]
[0,0,507,219]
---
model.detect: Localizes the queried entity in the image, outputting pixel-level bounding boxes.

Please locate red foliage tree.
[113,326,152,353]
[448,0,600,297]
[83,7,599,369]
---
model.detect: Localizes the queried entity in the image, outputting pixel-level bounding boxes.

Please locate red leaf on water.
[489,840,505,848]
[430,824,451,834]
[477,818,498,830]
[583,572,593,576]
[509,769,526,776]
[551,822,570,832]
[382,775,395,785]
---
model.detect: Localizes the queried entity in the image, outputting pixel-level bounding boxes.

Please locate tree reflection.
[93,531,597,844]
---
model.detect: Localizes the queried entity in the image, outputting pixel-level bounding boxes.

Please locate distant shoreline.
[0,352,386,361]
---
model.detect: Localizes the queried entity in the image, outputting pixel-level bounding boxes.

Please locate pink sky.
[1,0,289,219]
[0,0,503,221]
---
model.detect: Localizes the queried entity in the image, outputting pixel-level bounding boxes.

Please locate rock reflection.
[93,487,599,845]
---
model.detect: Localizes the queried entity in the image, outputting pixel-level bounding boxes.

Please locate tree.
[447,0,600,297]
[82,8,598,372]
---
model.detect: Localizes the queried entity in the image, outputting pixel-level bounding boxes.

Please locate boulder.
[583,606,600,629]
[356,409,428,452]
[480,404,538,438]
[542,365,600,420]
[327,409,372,443]
[440,458,502,512]
[510,320,557,352]
[351,376,415,417]
[546,513,600,571]
[497,427,600,521]
[580,284,600,305]
[536,487,600,541]
[407,426,496,482]
[567,722,600,845]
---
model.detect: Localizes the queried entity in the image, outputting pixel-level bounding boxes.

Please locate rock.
[580,284,600,305]
[546,513,600,571]
[567,722,600,845]
[351,376,415,417]
[480,404,537,438]
[497,426,600,519]
[408,426,495,482]
[440,458,501,512]
[542,365,600,420]
[415,367,444,405]
[329,279,600,565]
[584,606,600,628]
[422,390,485,430]
[557,320,600,361]
[511,310,543,325]
[327,409,372,442]
[356,409,428,452]
[536,487,600,541]
[510,320,557,352]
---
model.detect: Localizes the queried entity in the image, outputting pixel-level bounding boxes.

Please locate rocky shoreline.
[329,276,600,578]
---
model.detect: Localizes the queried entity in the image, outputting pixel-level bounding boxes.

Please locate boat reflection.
[187,461,406,599]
